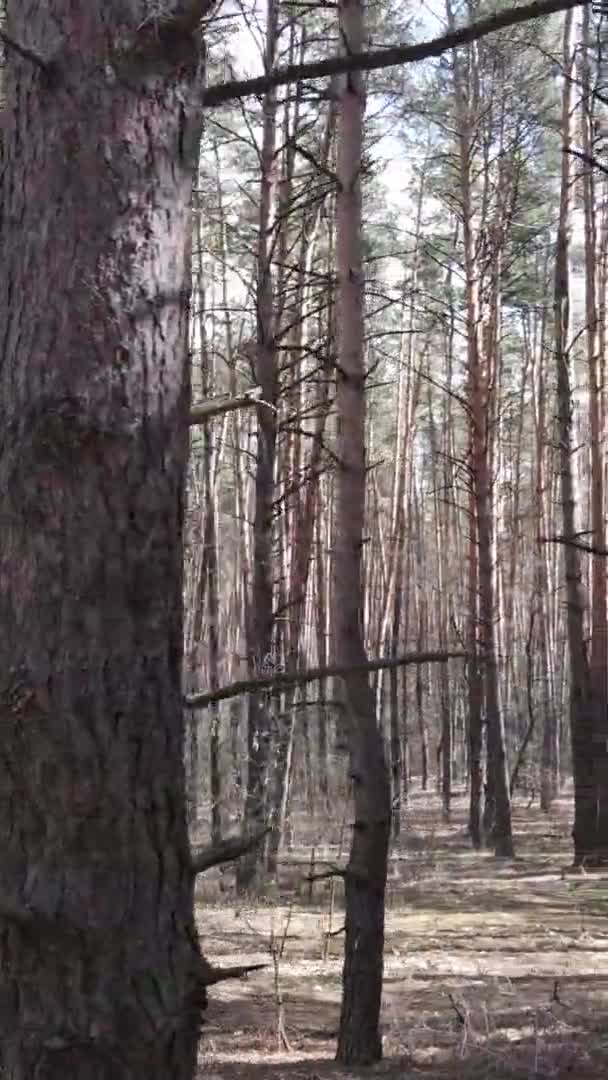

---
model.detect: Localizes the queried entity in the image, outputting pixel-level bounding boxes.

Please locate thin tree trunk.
[238,0,280,892]
[316,512,330,799]
[555,10,596,866]
[194,214,222,845]
[447,0,512,856]
[389,525,406,839]
[334,0,390,1064]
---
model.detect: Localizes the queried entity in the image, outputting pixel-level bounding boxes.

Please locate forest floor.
[195,792,608,1079]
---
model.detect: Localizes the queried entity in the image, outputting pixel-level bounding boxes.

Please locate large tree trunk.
[0,3,208,1077]
[334,0,390,1066]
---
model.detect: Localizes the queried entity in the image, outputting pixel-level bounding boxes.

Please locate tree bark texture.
[0,3,207,1076]
[580,4,608,857]
[554,10,596,865]
[334,0,391,1066]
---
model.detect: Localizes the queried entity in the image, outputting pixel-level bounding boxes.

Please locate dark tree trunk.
[0,3,208,1076]
[230,696,243,803]
[553,11,597,866]
[199,293,222,846]
[415,655,428,791]
[237,0,279,893]
[440,683,452,822]
[316,515,330,801]
[333,0,390,1065]
[389,523,406,839]
[266,685,296,876]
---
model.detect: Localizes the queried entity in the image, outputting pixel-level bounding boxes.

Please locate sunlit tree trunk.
[527,297,560,811]
[554,10,595,866]
[238,0,281,892]
[447,0,512,856]
[334,0,390,1064]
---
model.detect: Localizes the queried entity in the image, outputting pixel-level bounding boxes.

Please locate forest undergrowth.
[196,792,608,1079]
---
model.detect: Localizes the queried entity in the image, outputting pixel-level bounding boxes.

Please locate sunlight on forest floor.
[196,793,608,1078]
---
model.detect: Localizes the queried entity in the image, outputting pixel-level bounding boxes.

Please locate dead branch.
[190,826,270,875]
[540,534,608,556]
[189,388,271,424]
[203,0,583,107]
[202,962,267,986]
[307,868,346,883]
[185,649,467,710]
[565,146,608,179]
[448,993,466,1026]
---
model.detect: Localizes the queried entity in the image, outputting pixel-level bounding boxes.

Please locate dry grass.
[195,792,608,1078]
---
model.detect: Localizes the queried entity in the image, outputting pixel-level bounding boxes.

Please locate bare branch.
[189,388,271,424]
[185,649,467,709]
[202,962,267,986]
[0,29,49,72]
[324,924,346,938]
[565,146,608,179]
[203,0,584,107]
[307,868,346,883]
[540,534,608,557]
[190,826,270,875]
[448,993,466,1026]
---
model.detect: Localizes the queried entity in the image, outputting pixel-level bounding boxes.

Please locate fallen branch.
[190,826,270,875]
[185,649,467,710]
[203,0,584,107]
[189,388,270,424]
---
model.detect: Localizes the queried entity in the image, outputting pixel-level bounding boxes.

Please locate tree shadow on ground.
[202,974,608,1079]
[198,793,608,1079]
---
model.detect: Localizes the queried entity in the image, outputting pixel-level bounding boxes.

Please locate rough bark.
[580,4,608,858]
[333,0,390,1066]
[0,2,209,1076]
